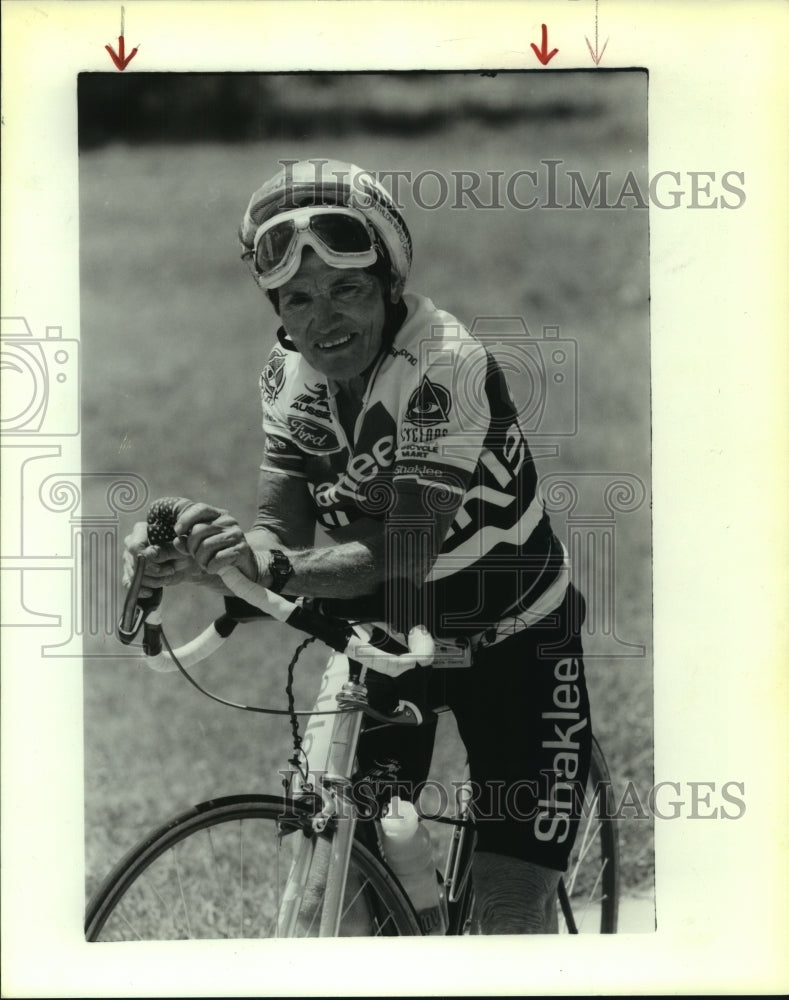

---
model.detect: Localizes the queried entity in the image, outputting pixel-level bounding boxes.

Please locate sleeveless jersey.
[259,292,567,639]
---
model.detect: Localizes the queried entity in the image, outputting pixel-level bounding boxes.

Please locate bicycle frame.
[276,647,459,937]
[119,551,471,937]
[277,651,365,936]
[108,536,617,937]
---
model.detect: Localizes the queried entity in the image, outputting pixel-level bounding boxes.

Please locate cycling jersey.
[259,292,567,640]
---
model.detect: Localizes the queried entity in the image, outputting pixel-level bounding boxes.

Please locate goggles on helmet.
[248,206,380,289]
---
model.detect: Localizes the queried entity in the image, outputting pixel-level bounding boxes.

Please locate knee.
[472,851,560,934]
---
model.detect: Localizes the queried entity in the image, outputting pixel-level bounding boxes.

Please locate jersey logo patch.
[390,345,417,367]
[291,382,331,419]
[286,415,341,453]
[405,376,452,427]
[260,349,287,403]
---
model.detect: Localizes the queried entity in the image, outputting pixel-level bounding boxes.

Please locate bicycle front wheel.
[85,794,420,940]
[558,736,620,933]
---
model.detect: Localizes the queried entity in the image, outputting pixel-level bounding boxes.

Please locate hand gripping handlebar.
[118,506,442,677]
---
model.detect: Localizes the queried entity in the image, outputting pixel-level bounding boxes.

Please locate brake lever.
[118,555,163,645]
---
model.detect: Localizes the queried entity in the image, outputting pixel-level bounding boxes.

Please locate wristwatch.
[267,549,294,594]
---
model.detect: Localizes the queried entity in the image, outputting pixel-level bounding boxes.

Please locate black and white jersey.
[259,292,567,639]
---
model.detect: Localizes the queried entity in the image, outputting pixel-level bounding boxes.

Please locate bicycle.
[85,509,619,940]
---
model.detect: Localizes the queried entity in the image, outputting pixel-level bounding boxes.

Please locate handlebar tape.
[218,566,354,652]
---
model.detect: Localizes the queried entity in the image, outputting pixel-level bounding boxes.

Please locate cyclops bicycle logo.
[286,415,341,453]
[405,375,451,426]
[260,349,287,403]
[314,435,395,506]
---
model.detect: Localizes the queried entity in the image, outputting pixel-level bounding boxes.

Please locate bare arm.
[179,476,462,600]
[247,468,317,551]
[279,478,459,596]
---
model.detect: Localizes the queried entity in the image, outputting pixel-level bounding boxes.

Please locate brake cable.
[159,626,349,717]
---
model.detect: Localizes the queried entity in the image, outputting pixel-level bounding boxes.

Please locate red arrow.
[530,24,558,66]
[106,35,138,71]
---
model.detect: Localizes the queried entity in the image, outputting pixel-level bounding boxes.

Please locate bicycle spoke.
[172,844,193,939]
[86,799,422,940]
[341,876,368,920]
[340,873,381,935]
[147,872,177,936]
[204,826,231,938]
[573,858,607,931]
[567,817,602,895]
[114,906,144,941]
[372,909,397,936]
[553,742,619,934]
[238,821,244,939]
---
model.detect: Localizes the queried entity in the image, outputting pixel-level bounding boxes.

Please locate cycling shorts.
[354,584,592,872]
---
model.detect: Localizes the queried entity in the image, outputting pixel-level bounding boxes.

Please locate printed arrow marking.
[530,24,559,66]
[105,36,139,70]
[106,6,139,71]
[585,0,609,65]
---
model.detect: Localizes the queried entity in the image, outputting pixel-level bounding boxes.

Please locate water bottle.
[380,796,448,935]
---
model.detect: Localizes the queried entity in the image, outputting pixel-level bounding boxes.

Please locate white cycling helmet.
[239,158,412,302]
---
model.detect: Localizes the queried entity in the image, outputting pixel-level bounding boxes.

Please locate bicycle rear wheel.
[85,794,420,940]
[558,736,619,933]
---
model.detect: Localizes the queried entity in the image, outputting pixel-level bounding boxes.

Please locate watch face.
[272,552,290,574]
[269,550,293,592]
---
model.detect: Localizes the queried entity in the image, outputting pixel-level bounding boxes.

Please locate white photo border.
[2,1,788,995]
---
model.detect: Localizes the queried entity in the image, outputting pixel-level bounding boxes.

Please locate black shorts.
[354,584,592,872]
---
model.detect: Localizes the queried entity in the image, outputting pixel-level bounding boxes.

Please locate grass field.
[80,72,654,920]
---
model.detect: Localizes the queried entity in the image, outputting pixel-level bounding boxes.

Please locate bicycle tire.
[85,794,421,940]
[558,735,620,933]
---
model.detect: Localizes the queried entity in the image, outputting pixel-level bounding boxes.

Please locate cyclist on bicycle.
[124,157,592,934]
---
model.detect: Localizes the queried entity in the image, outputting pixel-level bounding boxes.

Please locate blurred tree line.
[78,72,599,148]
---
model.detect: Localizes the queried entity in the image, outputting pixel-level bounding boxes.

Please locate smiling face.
[277,249,387,387]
